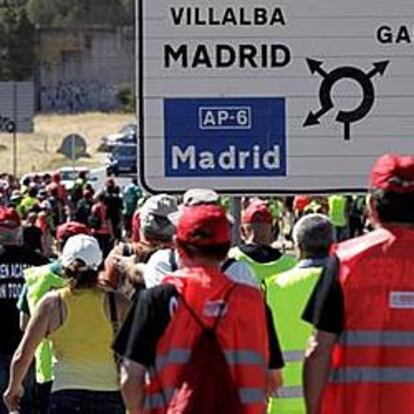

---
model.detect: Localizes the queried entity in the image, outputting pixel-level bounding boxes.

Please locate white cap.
[139,194,178,240]
[183,188,219,206]
[61,234,103,270]
[140,194,178,219]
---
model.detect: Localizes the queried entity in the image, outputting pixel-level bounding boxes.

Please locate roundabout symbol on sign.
[303,58,390,141]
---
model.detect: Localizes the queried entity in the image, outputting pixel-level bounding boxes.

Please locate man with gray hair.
[265,213,334,414]
[292,213,335,266]
[101,194,178,296]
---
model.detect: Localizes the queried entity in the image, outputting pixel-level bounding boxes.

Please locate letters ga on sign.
[138,0,414,194]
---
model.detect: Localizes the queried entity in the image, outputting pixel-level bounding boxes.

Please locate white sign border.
[136,0,377,195]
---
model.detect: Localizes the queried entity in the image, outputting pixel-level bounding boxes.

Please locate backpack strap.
[108,291,118,328]
[221,258,236,273]
[169,248,178,272]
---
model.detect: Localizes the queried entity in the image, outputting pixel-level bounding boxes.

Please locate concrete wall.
[36,26,134,112]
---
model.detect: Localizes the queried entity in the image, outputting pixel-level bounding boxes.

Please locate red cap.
[370,154,414,193]
[242,201,273,224]
[177,205,231,246]
[293,195,312,212]
[56,221,90,242]
[0,207,21,228]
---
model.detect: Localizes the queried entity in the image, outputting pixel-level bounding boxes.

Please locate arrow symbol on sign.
[366,60,390,78]
[306,58,328,77]
[303,103,333,126]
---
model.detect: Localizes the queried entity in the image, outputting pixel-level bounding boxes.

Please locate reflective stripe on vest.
[155,348,189,371]
[331,330,414,384]
[339,330,414,346]
[145,387,265,410]
[155,348,266,371]
[283,350,304,363]
[331,367,414,384]
[278,386,304,399]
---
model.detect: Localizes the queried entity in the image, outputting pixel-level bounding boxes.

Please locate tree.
[27,0,129,27]
[9,9,35,81]
[0,6,35,81]
[26,0,56,26]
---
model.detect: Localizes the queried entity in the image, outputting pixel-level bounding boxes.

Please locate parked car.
[99,122,137,152]
[106,144,137,176]
[119,122,137,135]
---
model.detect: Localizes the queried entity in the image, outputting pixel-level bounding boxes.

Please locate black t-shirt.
[106,194,123,224]
[239,243,282,264]
[0,245,49,355]
[302,255,345,334]
[113,283,284,369]
[23,225,43,252]
[75,199,92,225]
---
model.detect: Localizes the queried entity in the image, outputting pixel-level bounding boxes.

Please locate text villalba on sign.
[171,144,281,171]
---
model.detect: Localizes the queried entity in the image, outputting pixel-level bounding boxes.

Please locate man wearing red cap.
[229,200,296,286]
[113,204,272,414]
[303,154,414,414]
[0,207,49,414]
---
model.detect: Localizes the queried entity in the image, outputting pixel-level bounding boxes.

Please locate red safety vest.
[321,226,414,414]
[144,268,269,414]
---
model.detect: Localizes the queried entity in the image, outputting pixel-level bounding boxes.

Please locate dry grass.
[0,112,134,176]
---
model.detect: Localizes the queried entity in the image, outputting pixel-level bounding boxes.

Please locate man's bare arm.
[120,358,146,414]
[303,330,338,414]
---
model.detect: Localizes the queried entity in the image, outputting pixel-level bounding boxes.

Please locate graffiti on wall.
[39,81,120,112]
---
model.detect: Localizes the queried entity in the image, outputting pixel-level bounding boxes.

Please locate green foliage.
[117,86,135,113]
[27,0,133,27]
[0,0,135,81]
[0,6,35,81]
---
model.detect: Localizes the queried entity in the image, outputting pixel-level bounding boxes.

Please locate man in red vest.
[303,154,414,414]
[113,204,272,414]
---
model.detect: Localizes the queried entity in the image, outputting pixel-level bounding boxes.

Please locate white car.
[58,167,90,191]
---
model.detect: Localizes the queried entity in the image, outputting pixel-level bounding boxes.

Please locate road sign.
[138,0,414,194]
[0,82,34,133]
[165,98,286,177]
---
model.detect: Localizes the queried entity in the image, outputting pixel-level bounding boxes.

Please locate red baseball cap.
[293,195,312,212]
[370,154,414,193]
[176,205,231,246]
[0,207,21,228]
[242,201,273,224]
[56,221,90,242]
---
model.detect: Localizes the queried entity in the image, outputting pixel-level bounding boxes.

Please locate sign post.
[138,0,414,195]
[12,82,17,177]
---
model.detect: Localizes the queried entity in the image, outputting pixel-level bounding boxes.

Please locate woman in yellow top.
[3,234,129,414]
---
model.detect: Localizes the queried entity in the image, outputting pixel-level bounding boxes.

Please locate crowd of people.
[0,152,412,414]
